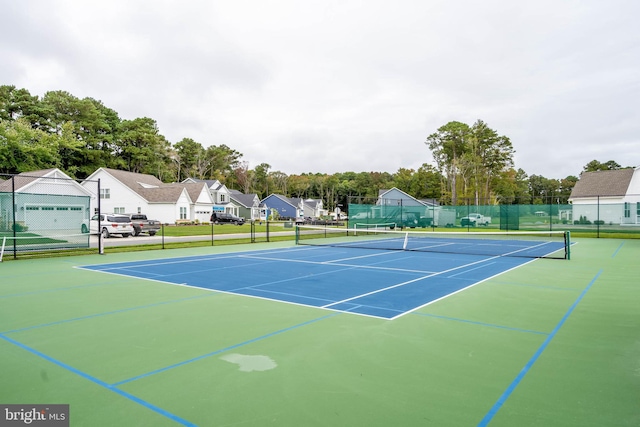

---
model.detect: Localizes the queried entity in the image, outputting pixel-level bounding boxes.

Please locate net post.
[0,236,5,262]
[295,225,300,245]
[566,231,571,260]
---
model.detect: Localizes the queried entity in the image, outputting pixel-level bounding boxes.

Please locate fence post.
[11,176,16,260]
[597,195,600,238]
[97,178,103,255]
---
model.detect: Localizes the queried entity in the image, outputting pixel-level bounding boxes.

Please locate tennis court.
[1,234,638,426]
[78,231,568,320]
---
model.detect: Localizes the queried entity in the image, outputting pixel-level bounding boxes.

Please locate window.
[114,207,125,214]
[624,202,631,218]
[100,188,110,199]
[180,207,187,219]
[220,194,226,202]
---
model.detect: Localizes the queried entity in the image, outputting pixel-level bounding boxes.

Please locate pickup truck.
[460,213,491,227]
[128,214,161,236]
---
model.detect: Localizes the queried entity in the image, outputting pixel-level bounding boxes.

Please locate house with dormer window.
[82,168,214,224]
[182,178,241,217]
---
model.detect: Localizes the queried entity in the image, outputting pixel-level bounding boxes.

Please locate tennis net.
[1,233,91,261]
[352,222,396,230]
[295,226,571,259]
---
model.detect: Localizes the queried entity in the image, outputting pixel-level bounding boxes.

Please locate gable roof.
[303,198,322,208]
[230,191,259,208]
[99,168,181,203]
[261,194,298,208]
[181,182,213,204]
[90,168,210,204]
[0,168,58,192]
[569,169,634,198]
[0,168,92,196]
[184,178,228,192]
[378,187,437,207]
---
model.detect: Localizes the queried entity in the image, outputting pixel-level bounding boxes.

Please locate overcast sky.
[2,0,639,179]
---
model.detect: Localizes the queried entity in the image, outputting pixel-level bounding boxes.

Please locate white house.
[569,167,640,225]
[0,168,94,234]
[300,198,326,218]
[182,178,241,217]
[82,168,214,224]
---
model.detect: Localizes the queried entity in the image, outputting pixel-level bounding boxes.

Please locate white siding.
[82,170,147,216]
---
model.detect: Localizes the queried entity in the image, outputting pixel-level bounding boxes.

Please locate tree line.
[0,85,628,211]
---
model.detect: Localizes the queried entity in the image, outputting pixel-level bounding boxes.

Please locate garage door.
[25,205,87,231]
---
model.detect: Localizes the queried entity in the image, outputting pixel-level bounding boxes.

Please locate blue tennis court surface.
[79,245,550,319]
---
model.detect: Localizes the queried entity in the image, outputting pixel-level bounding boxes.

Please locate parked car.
[460,213,491,227]
[89,214,134,238]
[211,212,245,225]
[127,213,161,236]
[390,213,420,229]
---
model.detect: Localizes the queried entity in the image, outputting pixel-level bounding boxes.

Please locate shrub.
[12,223,29,232]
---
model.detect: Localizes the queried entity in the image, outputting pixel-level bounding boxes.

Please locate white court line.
[240,253,438,275]
[78,246,319,271]
[322,254,503,309]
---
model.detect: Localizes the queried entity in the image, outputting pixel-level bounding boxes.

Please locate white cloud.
[2,0,639,179]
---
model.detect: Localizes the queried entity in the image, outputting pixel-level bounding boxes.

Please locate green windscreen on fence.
[348,198,640,237]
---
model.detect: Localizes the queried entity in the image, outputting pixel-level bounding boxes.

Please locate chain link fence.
[348,196,640,238]
[0,172,100,260]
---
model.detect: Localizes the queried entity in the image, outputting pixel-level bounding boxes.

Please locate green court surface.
[1,238,638,426]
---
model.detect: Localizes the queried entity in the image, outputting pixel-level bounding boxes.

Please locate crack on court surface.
[220,353,277,372]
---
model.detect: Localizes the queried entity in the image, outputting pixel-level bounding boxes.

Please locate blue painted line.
[113,312,339,387]
[413,313,549,335]
[612,242,624,258]
[341,304,363,312]
[0,333,197,426]
[2,293,216,335]
[477,269,603,427]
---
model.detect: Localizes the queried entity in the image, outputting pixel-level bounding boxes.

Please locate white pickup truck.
[460,213,491,227]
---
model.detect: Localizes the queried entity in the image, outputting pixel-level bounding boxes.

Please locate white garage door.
[25,205,87,231]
